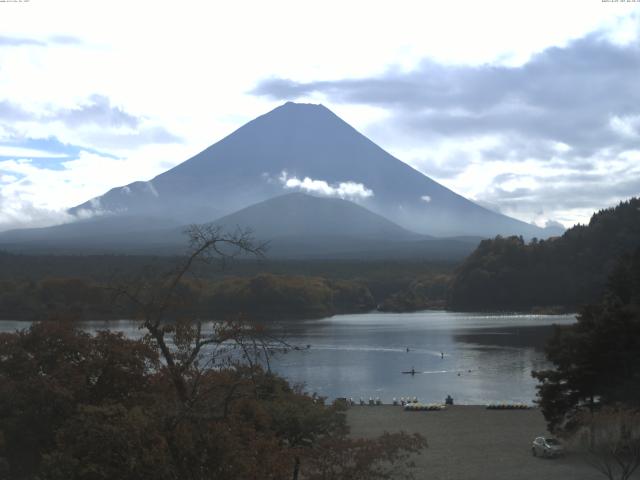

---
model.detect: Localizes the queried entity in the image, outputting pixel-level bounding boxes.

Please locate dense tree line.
[449,198,640,311]
[0,251,454,289]
[0,278,112,321]
[0,274,376,321]
[377,274,450,312]
[205,274,375,319]
[0,251,454,318]
[533,247,640,433]
[0,267,455,321]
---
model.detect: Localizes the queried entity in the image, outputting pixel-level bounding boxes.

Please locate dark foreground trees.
[533,247,640,433]
[579,408,640,480]
[0,225,426,480]
[533,248,640,479]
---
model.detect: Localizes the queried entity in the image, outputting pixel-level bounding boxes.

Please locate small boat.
[401,369,419,375]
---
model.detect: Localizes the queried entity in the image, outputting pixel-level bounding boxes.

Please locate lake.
[0,311,576,405]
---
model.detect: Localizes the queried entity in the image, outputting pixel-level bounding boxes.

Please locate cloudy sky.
[0,0,638,231]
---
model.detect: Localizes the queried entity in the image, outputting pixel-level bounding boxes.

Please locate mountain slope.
[210,192,467,259]
[213,192,420,240]
[0,192,417,252]
[70,102,551,238]
[0,192,479,259]
[0,215,185,254]
[208,193,480,259]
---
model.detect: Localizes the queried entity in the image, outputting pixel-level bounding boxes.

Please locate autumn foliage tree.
[0,224,426,480]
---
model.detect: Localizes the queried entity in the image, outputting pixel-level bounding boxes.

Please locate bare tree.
[577,407,640,480]
[110,224,269,405]
[105,224,427,480]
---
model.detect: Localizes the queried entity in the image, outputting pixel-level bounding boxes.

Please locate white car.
[532,437,563,458]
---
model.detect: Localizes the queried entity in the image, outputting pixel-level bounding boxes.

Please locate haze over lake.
[0,311,576,404]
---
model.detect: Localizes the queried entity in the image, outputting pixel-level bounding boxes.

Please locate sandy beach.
[347,405,624,480]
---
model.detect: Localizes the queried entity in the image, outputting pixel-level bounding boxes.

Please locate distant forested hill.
[0,273,375,321]
[449,198,640,311]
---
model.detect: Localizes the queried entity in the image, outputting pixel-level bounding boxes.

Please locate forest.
[0,253,453,321]
[449,198,640,311]
[2,197,639,321]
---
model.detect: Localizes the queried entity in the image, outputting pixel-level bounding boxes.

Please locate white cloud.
[0,144,190,232]
[0,190,75,232]
[0,146,69,158]
[0,1,637,229]
[610,115,640,138]
[146,181,159,198]
[0,174,19,183]
[551,141,572,153]
[421,195,431,203]
[279,171,373,200]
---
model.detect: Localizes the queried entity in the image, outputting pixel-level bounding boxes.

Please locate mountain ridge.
[68,102,554,238]
[212,191,423,240]
[0,192,481,259]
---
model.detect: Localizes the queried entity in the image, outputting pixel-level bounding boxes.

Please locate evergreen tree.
[533,248,640,433]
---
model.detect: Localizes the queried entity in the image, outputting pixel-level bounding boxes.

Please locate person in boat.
[411,367,416,375]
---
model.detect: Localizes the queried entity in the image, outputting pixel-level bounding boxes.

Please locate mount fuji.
[1,102,557,255]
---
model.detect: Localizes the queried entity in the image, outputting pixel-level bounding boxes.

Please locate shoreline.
[0,307,578,323]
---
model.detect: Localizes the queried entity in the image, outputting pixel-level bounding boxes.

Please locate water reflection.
[0,311,575,404]
[266,311,575,404]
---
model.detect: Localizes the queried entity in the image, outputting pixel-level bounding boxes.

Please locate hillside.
[448,197,640,311]
[213,192,420,240]
[0,216,184,254]
[0,192,480,259]
[211,192,480,259]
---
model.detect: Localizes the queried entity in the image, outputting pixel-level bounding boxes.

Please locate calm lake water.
[0,311,576,405]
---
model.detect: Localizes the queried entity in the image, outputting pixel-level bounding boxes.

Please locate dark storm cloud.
[252,34,640,157]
